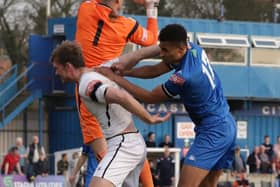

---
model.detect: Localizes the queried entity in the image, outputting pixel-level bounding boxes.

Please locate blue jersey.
[82,145,98,187]
[163,42,230,126]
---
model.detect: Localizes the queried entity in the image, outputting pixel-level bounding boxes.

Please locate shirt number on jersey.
[93,20,104,46]
[201,50,216,90]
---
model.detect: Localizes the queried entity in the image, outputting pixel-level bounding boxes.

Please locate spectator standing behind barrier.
[1,146,23,175]
[272,152,280,187]
[69,152,79,177]
[274,136,280,156]
[232,146,246,173]
[262,135,273,161]
[159,134,173,148]
[259,145,271,173]
[157,147,174,187]
[232,146,249,187]
[149,159,160,187]
[10,137,27,173]
[34,153,49,176]
[57,153,69,176]
[26,136,46,175]
[146,131,156,147]
[247,146,260,173]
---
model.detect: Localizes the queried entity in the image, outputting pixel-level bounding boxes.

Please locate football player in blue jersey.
[96,24,237,187]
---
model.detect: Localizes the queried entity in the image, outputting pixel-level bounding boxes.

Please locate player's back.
[174,43,229,125]
[76,1,140,67]
[78,71,133,138]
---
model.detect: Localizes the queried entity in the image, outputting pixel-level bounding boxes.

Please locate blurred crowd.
[0,135,48,181]
[3,132,280,187]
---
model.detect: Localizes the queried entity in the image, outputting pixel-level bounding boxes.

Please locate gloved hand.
[144,0,160,9]
[145,0,160,18]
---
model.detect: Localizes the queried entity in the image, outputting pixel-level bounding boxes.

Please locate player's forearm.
[113,76,156,103]
[125,62,170,78]
[72,155,87,176]
[106,88,155,124]
[146,18,158,45]
[125,66,157,78]
[118,45,160,70]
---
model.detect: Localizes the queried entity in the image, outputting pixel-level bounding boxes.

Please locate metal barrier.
[0,65,18,107]
[0,63,42,128]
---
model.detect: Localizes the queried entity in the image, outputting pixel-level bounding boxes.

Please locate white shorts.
[94,131,146,187]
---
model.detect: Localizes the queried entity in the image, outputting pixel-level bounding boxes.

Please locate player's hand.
[149,112,171,124]
[111,63,126,76]
[133,0,160,8]
[69,175,76,184]
[144,0,160,9]
[95,67,119,81]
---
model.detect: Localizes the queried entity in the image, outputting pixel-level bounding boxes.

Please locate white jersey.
[79,71,133,138]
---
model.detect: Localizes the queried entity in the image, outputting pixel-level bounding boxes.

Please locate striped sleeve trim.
[161,84,174,98]
[126,21,139,41]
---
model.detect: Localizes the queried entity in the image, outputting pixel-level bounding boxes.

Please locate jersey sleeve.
[127,17,158,46]
[86,81,110,103]
[162,73,185,98]
[79,74,111,104]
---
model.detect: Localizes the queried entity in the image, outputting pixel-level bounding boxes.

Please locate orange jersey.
[76,0,158,67]
[75,0,158,144]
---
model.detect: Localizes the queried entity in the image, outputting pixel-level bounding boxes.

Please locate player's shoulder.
[79,0,96,10]
[118,16,137,25]
[80,71,107,84]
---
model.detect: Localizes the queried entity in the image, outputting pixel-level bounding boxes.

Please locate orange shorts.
[75,86,104,144]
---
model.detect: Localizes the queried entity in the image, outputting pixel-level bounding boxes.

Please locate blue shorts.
[85,155,98,187]
[184,114,236,170]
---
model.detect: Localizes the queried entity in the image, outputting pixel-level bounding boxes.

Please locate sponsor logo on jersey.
[169,72,185,85]
[86,80,101,96]
[188,155,196,161]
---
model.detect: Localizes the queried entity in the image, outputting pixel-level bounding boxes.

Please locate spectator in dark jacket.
[157,146,174,187]
[57,153,69,176]
[159,134,174,148]
[34,153,49,176]
[146,131,156,147]
[233,146,246,172]
[247,146,260,173]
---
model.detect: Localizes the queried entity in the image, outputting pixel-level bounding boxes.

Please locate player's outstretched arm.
[105,86,171,124]
[128,0,159,46]
[95,67,169,104]
[111,45,160,74]
[124,61,170,78]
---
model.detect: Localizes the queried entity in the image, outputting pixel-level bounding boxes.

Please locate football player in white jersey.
[51,41,170,187]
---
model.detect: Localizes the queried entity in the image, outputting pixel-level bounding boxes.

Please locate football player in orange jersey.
[75,0,160,186]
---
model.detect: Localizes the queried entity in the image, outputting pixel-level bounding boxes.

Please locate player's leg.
[139,159,154,187]
[87,137,107,161]
[123,155,145,187]
[198,170,223,187]
[178,164,209,187]
[89,176,114,187]
[179,114,236,187]
[199,115,236,187]
[94,132,146,187]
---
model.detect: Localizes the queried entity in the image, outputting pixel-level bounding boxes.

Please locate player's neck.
[76,67,87,83]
